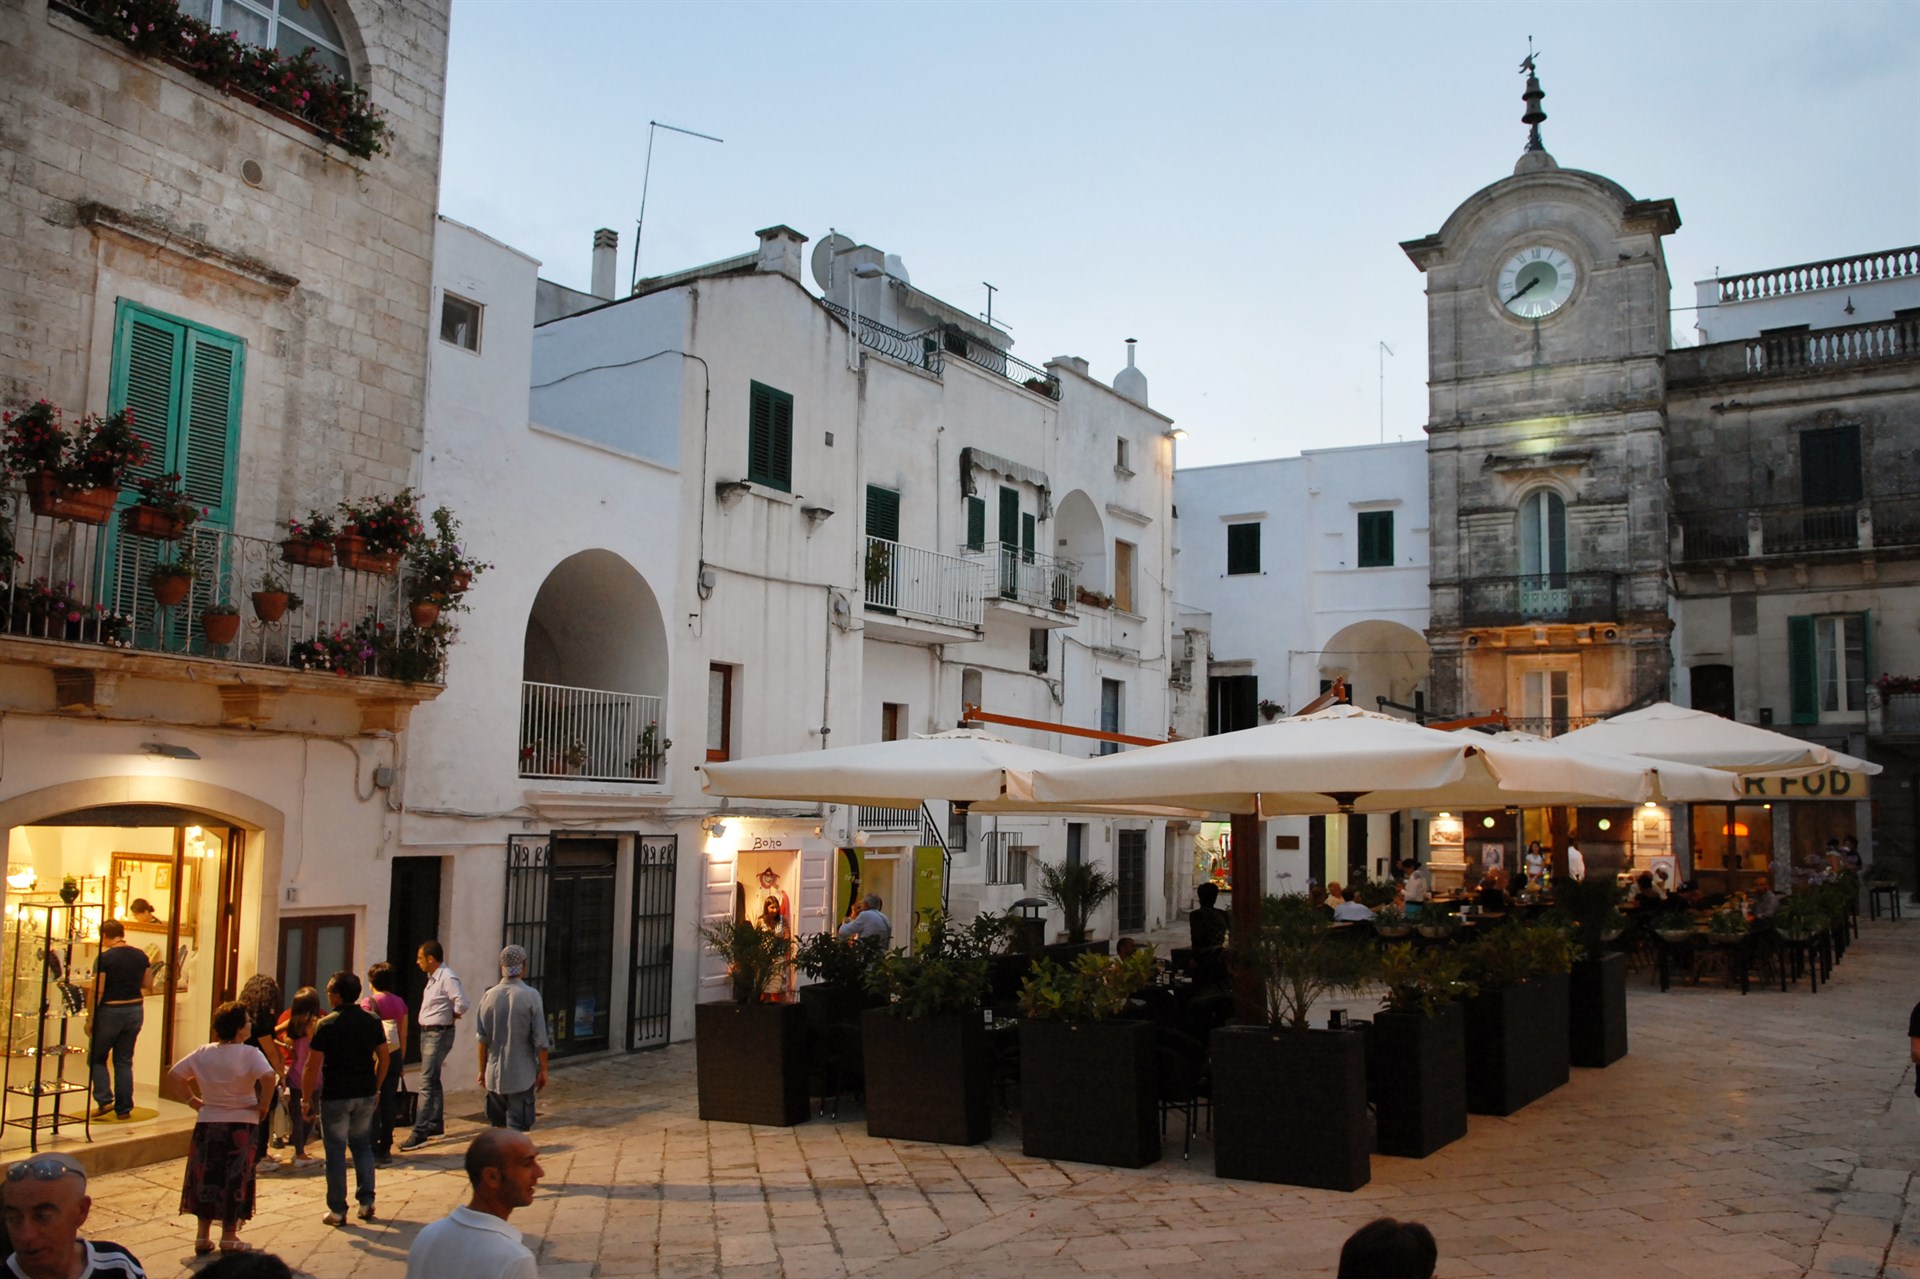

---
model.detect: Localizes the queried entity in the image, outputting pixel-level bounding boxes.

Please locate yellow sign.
[1737,769,1871,800]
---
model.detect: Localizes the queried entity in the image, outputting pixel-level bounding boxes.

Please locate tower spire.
[1519,37,1547,153]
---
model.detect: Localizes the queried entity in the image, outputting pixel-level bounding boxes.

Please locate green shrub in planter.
[1551,875,1630,1068]
[1368,946,1474,1158]
[860,911,1002,1145]
[1017,948,1159,1167]
[1706,906,1749,941]
[696,920,805,1125]
[1458,922,1573,1116]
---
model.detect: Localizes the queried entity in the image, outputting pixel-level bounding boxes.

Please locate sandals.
[194,1242,214,1257]
[219,1241,253,1254]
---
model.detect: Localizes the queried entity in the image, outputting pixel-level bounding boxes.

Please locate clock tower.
[1401,54,1682,734]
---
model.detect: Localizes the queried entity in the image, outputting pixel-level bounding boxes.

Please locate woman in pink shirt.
[169,999,278,1254]
[362,961,411,1162]
[277,986,324,1166]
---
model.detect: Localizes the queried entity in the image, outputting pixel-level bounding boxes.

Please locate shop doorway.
[1116,829,1147,933]
[504,835,618,1059]
[385,857,442,1064]
[627,837,676,1050]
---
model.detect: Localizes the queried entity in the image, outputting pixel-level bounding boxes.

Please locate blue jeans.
[320,1095,377,1215]
[413,1025,453,1136]
[89,1002,143,1114]
[485,1088,535,1132]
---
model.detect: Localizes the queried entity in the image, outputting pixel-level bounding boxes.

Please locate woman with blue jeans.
[89,920,154,1118]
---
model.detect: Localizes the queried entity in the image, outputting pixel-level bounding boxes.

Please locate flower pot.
[1213,1024,1370,1189]
[334,530,400,575]
[280,538,334,569]
[695,1000,809,1126]
[862,1008,992,1146]
[200,612,241,646]
[1569,952,1628,1069]
[1366,1004,1468,1159]
[1375,923,1414,939]
[151,573,192,608]
[251,591,290,623]
[26,473,118,525]
[1463,974,1570,1117]
[408,599,441,627]
[120,505,187,540]
[1019,1018,1158,1168]
[449,568,473,594]
[1656,929,1696,944]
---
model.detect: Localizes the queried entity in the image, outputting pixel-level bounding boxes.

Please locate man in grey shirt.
[836,893,892,949]
[475,946,550,1132]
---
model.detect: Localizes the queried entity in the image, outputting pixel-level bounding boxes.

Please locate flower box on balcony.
[280,537,334,569]
[26,473,118,525]
[333,531,400,576]
[121,504,187,541]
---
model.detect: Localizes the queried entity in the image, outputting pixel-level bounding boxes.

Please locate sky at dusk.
[437,0,1919,468]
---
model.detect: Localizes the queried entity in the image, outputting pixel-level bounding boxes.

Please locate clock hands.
[1505,277,1541,305]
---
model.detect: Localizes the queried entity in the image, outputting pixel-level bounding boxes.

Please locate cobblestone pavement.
[83,919,1920,1278]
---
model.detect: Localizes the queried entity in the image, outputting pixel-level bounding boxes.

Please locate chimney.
[590,228,618,300]
[1113,339,1149,406]
[755,224,809,281]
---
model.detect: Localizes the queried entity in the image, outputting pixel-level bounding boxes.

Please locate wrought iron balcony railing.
[519,681,667,783]
[962,542,1079,613]
[820,301,943,374]
[863,537,986,629]
[1884,692,1920,736]
[942,329,1061,400]
[0,489,410,676]
[1675,495,1920,562]
[1458,572,1619,627]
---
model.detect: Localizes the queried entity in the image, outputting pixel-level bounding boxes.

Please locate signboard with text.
[1737,769,1871,801]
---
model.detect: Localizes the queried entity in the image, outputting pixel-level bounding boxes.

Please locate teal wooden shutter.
[1358,511,1393,568]
[864,485,899,543]
[965,497,985,551]
[111,308,181,491]
[747,382,792,491]
[1788,614,1817,724]
[179,329,244,528]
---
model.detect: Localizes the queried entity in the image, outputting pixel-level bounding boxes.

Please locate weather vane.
[1518,36,1547,153]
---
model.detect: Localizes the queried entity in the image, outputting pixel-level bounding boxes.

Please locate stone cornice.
[76,202,300,297]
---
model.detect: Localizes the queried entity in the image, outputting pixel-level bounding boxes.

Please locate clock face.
[1497,246,1577,319]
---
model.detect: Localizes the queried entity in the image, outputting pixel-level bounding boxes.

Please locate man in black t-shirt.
[301,971,390,1227]
[87,921,153,1120]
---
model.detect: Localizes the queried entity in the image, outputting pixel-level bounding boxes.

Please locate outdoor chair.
[1154,1026,1211,1161]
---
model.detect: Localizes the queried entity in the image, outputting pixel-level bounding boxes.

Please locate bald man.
[2,1153,146,1279]
[407,1130,544,1279]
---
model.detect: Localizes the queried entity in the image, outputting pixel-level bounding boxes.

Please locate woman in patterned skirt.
[169,999,278,1254]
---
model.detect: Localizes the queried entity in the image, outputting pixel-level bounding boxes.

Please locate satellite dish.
[810,233,856,292]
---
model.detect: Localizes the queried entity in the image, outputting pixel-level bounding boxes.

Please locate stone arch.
[523,549,670,697]
[1053,489,1106,595]
[1318,620,1430,711]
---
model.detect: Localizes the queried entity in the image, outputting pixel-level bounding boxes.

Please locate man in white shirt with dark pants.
[407,1130,543,1279]
[403,940,468,1152]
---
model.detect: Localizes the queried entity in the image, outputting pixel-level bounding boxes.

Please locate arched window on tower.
[180,0,353,80]
[1516,490,1569,617]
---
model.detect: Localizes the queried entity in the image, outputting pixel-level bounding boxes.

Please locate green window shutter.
[998,486,1019,548]
[1021,512,1036,563]
[965,496,985,551]
[1358,511,1393,568]
[1226,523,1260,575]
[864,485,899,543]
[110,307,183,492]
[747,381,792,491]
[1787,614,1817,725]
[179,328,244,527]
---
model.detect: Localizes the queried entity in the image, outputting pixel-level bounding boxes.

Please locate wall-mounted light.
[701,817,729,838]
[1163,428,1188,441]
[140,742,201,761]
[1596,818,1612,832]
[1643,801,1657,809]
[1481,816,1497,829]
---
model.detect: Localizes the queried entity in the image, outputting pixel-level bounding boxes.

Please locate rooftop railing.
[1715,246,1919,303]
[942,329,1061,400]
[820,300,943,374]
[1742,316,1919,375]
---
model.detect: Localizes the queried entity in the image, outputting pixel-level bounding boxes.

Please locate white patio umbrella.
[1026,704,1743,817]
[1553,702,1882,776]
[699,729,1200,816]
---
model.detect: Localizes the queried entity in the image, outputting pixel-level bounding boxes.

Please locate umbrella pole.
[1229,810,1264,1021]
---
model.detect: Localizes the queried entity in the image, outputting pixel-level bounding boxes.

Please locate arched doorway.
[1318,620,1431,714]
[1054,490,1106,599]
[520,550,670,781]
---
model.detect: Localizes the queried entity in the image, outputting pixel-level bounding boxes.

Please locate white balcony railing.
[964,542,1079,613]
[519,681,667,783]
[863,537,985,629]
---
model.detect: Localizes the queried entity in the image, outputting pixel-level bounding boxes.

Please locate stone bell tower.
[1401,49,1682,732]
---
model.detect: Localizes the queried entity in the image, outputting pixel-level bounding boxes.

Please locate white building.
[400,220,1185,1054]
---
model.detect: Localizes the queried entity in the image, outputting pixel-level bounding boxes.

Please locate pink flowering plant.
[285,509,338,542]
[2,402,66,476]
[2,400,151,489]
[129,472,206,528]
[406,504,490,606]
[1876,674,1920,696]
[72,0,390,159]
[339,488,424,556]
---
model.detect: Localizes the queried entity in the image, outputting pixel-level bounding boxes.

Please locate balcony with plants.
[961,541,1081,630]
[861,536,987,640]
[0,400,486,725]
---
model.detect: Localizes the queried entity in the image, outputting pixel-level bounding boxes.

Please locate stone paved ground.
[85,919,1920,1278]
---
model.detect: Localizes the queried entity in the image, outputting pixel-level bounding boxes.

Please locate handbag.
[388,1069,418,1128]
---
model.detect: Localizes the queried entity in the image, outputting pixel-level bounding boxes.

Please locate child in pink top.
[361,962,411,1161]
[275,986,323,1165]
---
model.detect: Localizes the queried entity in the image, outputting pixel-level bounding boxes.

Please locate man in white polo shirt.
[406,1130,543,1279]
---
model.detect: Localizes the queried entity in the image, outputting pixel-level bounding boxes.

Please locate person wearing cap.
[2,1153,146,1279]
[474,946,550,1133]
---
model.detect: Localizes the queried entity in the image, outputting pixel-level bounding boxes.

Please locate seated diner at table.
[1331,887,1375,923]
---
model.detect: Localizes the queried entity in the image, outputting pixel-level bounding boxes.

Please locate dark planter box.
[862,1009,991,1145]
[799,983,877,1102]
[1019,1019,1158,1167]
[987,953,1035,1003]
[1569,953,1628,1068]
[696,1001,809,1126]
[1464,974,1570,1117]
[1365,1003,1467,1159]
[1212,1025,1370,1190]
[1042,939,1110,965]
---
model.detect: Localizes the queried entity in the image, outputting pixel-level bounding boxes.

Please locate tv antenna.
[982,281,998,328]
[1378,340,1395,442]
[631,120,725,293]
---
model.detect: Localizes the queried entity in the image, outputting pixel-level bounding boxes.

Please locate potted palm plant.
[1367,945,1473,1158]
[1038,858,1118,952]
[1552,874,1630,1068]
[1213,893,1374,1189]
[694,918,807,1126]
[860,912,1005,1145]
[1017,948,1159,1167]
[1458,922,1574,1116]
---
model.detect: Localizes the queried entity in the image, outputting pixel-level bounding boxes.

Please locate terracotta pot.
[200,611,241,646]
[409,599,441,627]
[449,568,473,594]
[335,531,399,575]
[151,573,192,608]
[280,538,334,569]
[121,505,187,541]
[251,591,290,623]
[26,473,119,525]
